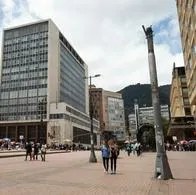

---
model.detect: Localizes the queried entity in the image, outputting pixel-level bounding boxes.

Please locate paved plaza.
[0,151,196,195]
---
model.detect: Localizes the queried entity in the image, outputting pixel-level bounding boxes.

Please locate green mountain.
[118,83,170,115]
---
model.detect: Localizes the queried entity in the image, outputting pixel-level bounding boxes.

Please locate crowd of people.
[165,142,196,151]
[0,139,91,152]
[0,139,23,150]
[125,141,142,157]
[50,143,91,151]
[24,142,47,161]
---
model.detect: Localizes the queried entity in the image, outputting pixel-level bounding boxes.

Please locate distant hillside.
[118,83,170,114]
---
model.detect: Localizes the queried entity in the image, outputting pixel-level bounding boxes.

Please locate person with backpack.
[101,140,110,173]
[109,142,119,174]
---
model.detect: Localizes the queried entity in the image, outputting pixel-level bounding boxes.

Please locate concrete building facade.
[90,88,126,141]
[168,65,195,140]
[0,19,99,145]
[176,0,196,120]
[170,65,192,118]
[129,104,170,139]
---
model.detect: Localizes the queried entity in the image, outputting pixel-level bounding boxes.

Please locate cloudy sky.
[0,0,184,92]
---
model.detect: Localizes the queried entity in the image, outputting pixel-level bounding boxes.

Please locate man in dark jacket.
[34,143,39,160]
[25,142,32,161]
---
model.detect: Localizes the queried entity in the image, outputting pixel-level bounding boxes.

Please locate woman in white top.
[41,144,47,161]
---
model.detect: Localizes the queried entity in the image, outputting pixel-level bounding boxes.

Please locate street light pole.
[142,25,173,180]
[39,98,46,144]
[38,99,43,144]
[85,74,100,163]
[134,99,140,141]
[89,76,97,162]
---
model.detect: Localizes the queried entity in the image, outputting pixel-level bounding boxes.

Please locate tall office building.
[89,87,105,132]
[170,65,191,118]
[90,87,126,141]
[168,65,194,140]
[0,19,99,145]
[176,0,196,120]
[105,90,125,141]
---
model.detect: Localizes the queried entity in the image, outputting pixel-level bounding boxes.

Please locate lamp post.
[39,98,46,144]
[134,99,140,141]
[142,25,173,180]
[84,74,101,163]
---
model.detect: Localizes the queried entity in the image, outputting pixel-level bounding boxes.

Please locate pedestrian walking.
[135,142,141,156]
[101,140,110,173]
[34,143,39,160]
[109,142,118,174]
[126,143,131,156]
[32,144,35,160]
[25,142,32,161]
[41,144,47,161]
[132,143,136,155]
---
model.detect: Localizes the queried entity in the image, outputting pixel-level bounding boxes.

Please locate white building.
[0,19,99,145]
[128,105,170,138]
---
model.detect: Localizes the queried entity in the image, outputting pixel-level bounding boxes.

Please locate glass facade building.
[0,22,48,121]
[59,42,86,112]
[0,19,92,144]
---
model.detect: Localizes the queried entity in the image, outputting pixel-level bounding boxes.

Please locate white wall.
[47,119,72,145]
[47,20,60,119]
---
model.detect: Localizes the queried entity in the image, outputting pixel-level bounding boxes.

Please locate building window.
[19,90,28,98]
[28,89,37,97]
[10,91,18,99]
[1,92,9,99]
[191,41,196,54]
[181,77,187,84]
[38,88,47,96]
[183,98,190,105]
[182,88,188,96]
[185,108,191,116]
[187,56,192,68]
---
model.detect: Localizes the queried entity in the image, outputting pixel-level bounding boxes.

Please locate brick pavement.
[0,149,70,158]
[0,151,196,195]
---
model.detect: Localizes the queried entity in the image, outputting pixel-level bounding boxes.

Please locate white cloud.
[1,0,15,25]
[0,0,184,92]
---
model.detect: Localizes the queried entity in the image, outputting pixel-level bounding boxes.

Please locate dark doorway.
[138,124,156,151]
